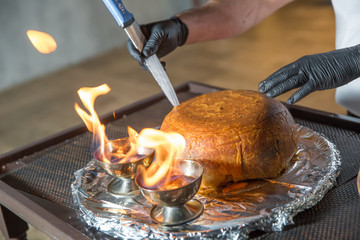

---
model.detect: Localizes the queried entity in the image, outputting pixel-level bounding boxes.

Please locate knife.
[102,0,180,107]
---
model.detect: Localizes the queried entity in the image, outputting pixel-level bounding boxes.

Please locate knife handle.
[102,0,134,28]
[102,0,146,52]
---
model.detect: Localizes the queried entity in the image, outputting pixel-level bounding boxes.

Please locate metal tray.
[71,125,340,239]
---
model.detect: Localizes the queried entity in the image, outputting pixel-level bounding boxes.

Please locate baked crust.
[160,90,298,193]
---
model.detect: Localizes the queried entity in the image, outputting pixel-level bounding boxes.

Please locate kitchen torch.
[102,0,180,107]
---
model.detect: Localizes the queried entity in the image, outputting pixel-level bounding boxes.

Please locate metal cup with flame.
[94,136,154,195]
[134,129,204,226]
[75,84,153,195]
[74,84,204,224]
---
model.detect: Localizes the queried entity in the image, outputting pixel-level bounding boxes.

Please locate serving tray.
[0,82,359,239]
[72,125,340,239]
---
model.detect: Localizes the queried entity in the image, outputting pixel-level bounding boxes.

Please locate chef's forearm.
[177,0,294,44]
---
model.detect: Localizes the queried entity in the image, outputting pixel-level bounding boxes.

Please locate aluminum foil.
[71,125,341,239]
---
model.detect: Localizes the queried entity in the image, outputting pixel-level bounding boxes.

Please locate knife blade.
[102,0,180,107]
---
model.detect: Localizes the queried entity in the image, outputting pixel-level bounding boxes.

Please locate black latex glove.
[259,45,360,104]
[127,17,188,70]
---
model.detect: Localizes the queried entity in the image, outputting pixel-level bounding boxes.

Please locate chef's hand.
[259,45,360,104]
[127,17,189,70]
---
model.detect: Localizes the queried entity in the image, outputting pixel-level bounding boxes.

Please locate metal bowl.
[135,159,204,225]
[94,138,153,195]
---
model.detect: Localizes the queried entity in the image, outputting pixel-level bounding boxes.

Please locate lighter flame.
[137,128,186,189]
[27,30,57,54]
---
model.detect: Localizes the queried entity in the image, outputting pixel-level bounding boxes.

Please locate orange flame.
[137,128,186,189]
[75,84,142,164]
[110,126,140,162]
[75,84,188,190]
[27,30,57,54]
[75,84,111,162]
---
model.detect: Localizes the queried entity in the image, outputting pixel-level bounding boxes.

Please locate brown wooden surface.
[0,181,88,240]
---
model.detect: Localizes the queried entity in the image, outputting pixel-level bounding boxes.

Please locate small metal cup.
[94,138,153,195]
[135,159,204,226]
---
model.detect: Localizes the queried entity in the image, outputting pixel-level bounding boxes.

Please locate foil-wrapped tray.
[71,125,341,239]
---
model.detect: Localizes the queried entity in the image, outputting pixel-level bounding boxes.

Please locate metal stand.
[150,199,203,226]
[107,178,139,195]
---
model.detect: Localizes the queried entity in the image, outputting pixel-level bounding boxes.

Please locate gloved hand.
[127,17,189,70]
[259,45,360,104]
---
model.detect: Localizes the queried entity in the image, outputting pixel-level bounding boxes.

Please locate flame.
[110,126,140,162]
[75,84,141,164]
[75,84,188,190]
[137,128,186,189]
[27,30,57,54]
[75,84,111,162]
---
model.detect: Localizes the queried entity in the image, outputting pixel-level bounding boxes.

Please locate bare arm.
[177,0,294,44]
[127,0,294,67]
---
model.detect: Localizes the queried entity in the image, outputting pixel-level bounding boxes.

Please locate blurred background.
[0,0,345,238]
